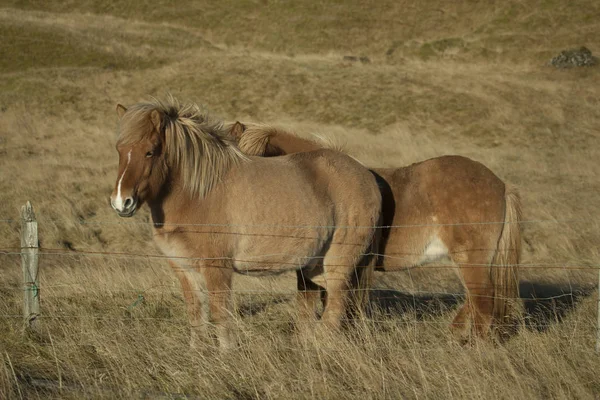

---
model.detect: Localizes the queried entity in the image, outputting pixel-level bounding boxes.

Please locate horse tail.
[491,185,522,338]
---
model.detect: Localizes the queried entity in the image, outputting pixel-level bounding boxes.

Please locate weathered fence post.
[20,201,40,332]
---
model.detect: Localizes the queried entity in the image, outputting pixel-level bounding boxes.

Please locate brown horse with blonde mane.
[229,122,523,341]
[109,98,381,349]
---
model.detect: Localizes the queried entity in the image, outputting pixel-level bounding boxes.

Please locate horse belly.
[232,253,323,276]
[232,229,329,276]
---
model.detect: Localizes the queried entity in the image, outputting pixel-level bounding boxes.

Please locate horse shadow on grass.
[236,295,291,317]
[519,281,595,332]
[367,288,461,320]
[231,282,595,333]
[368,281,595,332]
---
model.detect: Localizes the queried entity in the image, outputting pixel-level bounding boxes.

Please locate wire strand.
[0,216,596,229]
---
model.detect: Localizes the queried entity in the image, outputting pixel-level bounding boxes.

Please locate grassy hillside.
[1,0,600,398]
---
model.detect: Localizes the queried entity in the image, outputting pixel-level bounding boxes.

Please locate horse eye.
[146,151,154,158]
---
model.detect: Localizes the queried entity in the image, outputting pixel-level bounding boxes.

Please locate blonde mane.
[118,96,248,198]
[236,123,280,156]
[237,123,346,156]
[308,132,346,153]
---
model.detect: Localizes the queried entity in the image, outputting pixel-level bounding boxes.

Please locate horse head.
[110,104,167,217]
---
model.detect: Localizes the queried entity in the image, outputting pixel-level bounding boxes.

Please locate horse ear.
[116,104,127,118]
[150,110,162,132]
[230,121,247,139]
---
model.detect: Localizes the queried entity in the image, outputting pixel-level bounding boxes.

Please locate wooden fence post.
[20,201,40,332]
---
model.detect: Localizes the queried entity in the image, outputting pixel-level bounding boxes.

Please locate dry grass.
[1,0,600,398]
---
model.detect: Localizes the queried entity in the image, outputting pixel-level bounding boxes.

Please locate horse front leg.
[168,261,206,348]
[200,264,235,350]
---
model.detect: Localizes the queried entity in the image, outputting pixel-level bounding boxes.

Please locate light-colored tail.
[491,185,523,338]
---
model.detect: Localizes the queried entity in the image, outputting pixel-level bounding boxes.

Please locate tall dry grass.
[1,1,600,398]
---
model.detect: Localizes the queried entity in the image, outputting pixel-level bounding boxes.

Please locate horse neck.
[271,133,322,155]
[147,169,193,226]
[147,166,226,228]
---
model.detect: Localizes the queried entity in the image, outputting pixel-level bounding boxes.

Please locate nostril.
[124,197,134,209]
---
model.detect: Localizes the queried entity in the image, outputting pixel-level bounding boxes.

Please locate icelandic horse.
[228,122,523,341]
[108,97,381,349]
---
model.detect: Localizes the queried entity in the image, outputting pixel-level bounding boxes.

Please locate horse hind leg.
[319,248,352,331]
[413,237,481,340]
[453,188,523,343]
[320,230,375,331]
[452,248,496,342]
[304,229,379,329]
[345,222,381,322]
[296,268,325,324]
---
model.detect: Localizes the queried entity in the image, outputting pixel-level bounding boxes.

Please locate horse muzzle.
[110,195,138,217]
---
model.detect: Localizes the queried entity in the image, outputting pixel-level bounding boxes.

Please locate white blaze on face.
[113,150,132,211]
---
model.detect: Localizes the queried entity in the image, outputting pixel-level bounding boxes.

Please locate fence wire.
[1,214,597,349]
[1,248,598,270]
[0,216,595,228]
